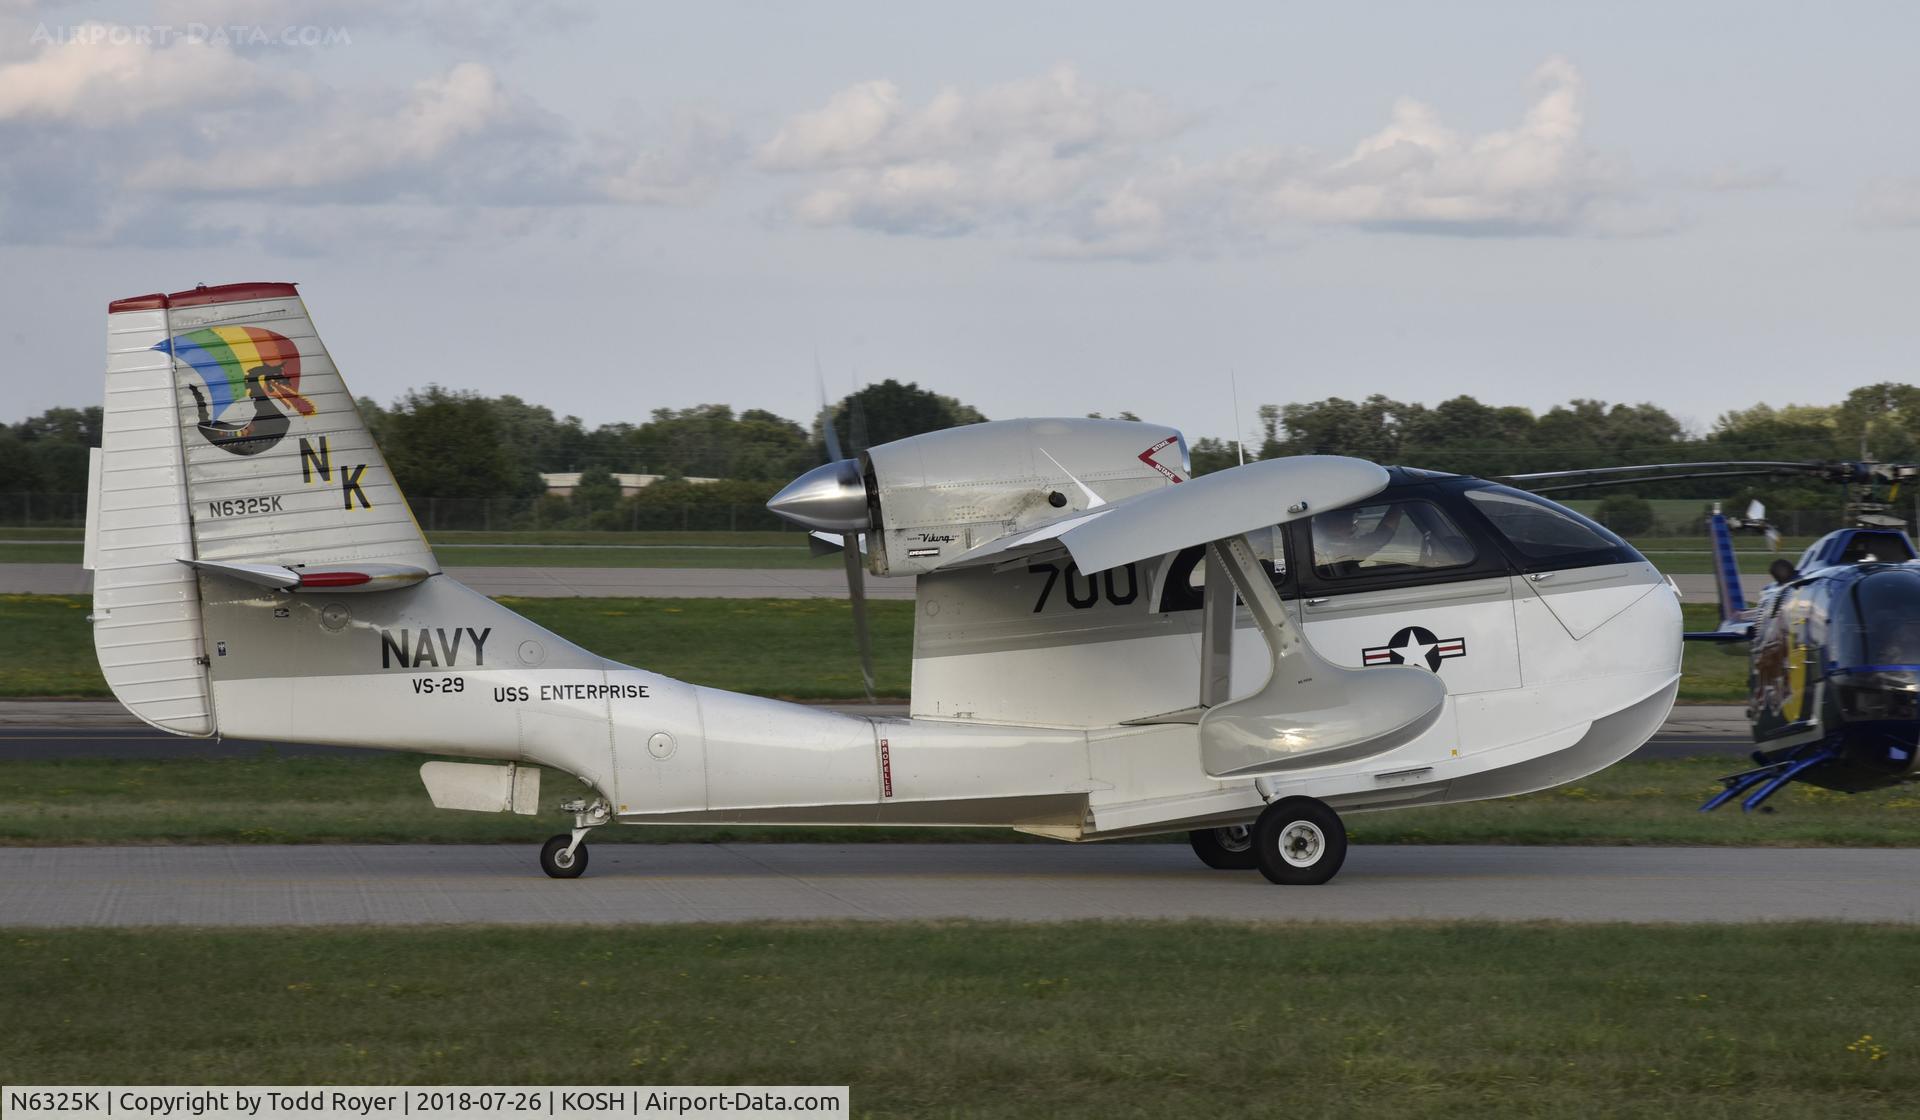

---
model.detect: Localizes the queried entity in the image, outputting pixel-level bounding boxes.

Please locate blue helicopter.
[1509,459,1920,811]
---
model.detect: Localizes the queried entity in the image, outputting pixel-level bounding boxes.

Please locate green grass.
[3,923,1917,1117]
[0,594,106,696]
[1681,603,1751,702]
[0,542,1808,574]
[503,596,912,699]
[430,529,802,547]
[435,545,837,568]
[0,594,910,700]
[0,542,82,563]
[0,527,83,541]
[2,751,1915,847]
[0,524,1826,570]
[0,534,840,568]
[0,597,1751,704]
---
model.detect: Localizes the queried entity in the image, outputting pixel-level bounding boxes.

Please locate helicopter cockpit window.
[1463,485,1635,567]
[1310,500,1475,580]
[1839,531,1917,565]
[1849,572,1920,666]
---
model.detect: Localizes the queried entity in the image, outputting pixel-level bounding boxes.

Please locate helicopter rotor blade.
[1520,468,1823,495]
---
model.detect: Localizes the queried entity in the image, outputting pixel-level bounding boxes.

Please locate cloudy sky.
[4,0,1918,446]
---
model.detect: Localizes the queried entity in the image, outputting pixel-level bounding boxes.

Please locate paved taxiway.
[0,562,1744,601]
[3,843,1914,925]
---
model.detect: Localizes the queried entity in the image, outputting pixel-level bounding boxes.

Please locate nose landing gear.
[540,833,588,878]
[541,797,611,879]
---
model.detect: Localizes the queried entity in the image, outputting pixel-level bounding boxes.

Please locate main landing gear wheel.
[1252,797,1347,885]
[540,833,589,879]
[1188,825,1258,870]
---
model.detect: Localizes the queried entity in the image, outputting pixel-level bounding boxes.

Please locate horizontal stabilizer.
[183,558,432,593]
[941,455,1389,574]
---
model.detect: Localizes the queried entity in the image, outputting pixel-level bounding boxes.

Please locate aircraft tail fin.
[1708,504,1747,629]
[1681,504,1755,643]
[88,282,435,734]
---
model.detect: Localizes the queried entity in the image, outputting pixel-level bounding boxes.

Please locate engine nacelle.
[769,418,1188,576]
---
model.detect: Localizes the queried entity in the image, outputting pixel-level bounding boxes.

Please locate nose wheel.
[541,797,610,879]
[1252,797,1347,885]
[540,833,589,879]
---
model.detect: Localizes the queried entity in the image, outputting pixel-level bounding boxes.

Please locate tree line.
[8,380,1920,523]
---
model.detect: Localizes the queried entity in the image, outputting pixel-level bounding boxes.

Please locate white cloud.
[1117,56,1663,247]
[760,64,1184,238]
[1860,178,1920,228]
[1253,57,1604,230]
[0,20,289,125]
[596,108,742,205]
[758,79,900,171]
[765,57,1665,255]
[130,61,517,194]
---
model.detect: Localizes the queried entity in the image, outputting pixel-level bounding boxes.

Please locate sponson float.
[86,282,1682,884]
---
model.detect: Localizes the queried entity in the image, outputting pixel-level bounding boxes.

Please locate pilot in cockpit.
[1313,504,1409,571]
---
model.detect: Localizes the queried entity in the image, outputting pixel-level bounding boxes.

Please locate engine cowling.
[768,417,1188,576]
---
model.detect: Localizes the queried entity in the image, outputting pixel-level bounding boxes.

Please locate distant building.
[539,472,720,497]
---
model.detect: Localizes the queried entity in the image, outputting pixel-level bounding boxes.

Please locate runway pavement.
[2,842,1913,925]
[0,561,1738,601]
[0,700,1749,759]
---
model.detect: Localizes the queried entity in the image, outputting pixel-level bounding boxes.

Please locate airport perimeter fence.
[0,492,1866,539]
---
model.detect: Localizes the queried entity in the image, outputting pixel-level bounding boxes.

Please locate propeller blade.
[842,532,876,701]
[816,353,845,463]
[849,387,869,455]
[812,356,868,697]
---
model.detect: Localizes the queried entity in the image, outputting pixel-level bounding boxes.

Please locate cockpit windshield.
[1462,485,1639,571]
[1845,570,1920,667]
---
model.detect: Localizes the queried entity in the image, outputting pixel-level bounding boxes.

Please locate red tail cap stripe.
[107,282,299,313]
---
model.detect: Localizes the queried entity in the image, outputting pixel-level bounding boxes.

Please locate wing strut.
[1194,534,1447,778]
[1199,557,1235,708]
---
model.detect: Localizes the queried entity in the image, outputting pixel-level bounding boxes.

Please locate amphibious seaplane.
[86,282,1682,884]
[1510,459,1920,810]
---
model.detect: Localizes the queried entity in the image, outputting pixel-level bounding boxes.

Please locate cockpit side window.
[1309,500,1476,580]
[1840,531,1917,564]
[1156,527,1290,612]
[1849,571,1920,666]
[1462,485,1639,571]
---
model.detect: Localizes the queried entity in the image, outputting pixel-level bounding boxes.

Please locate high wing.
[924,453,1442,777]
[937,455,1392,574]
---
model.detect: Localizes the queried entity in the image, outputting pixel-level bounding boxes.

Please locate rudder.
[88,281,436,734]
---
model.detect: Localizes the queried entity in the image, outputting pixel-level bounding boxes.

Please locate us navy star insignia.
[1362,625,1467,672]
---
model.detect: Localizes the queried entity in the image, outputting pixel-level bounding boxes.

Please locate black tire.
[540,834,588,879]
[1252,798,1347,885]
[1188,825,1258,870]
